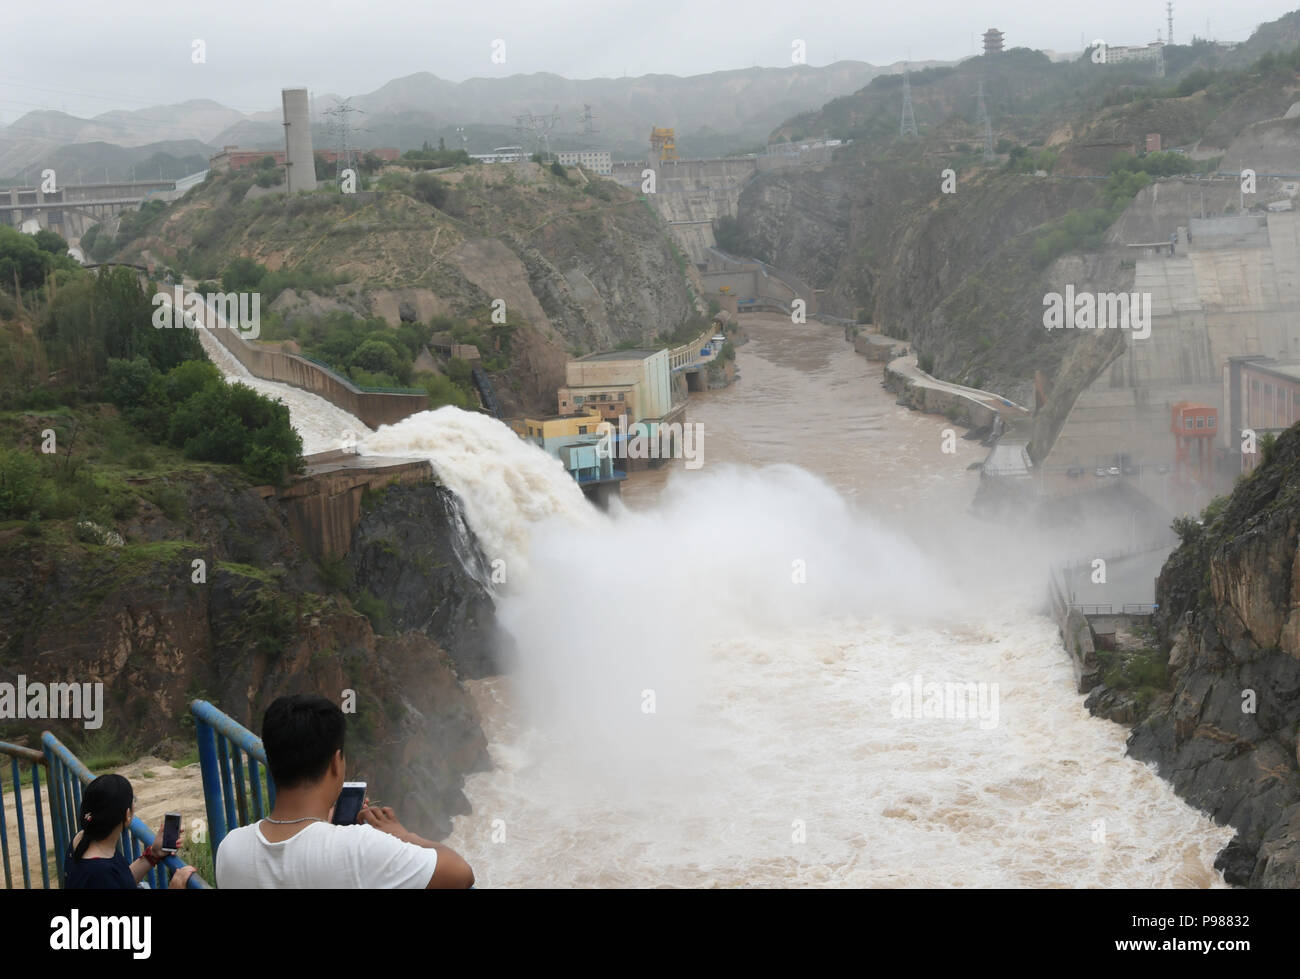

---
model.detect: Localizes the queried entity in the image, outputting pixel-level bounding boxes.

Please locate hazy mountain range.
[0,60,935,181]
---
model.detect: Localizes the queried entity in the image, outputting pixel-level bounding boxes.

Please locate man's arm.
[359,805,475,888]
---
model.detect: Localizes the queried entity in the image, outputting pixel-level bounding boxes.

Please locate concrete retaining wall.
[203,315,428,429]
[260,458,434,559]
[854,334,906,361]
[883,360,998,429]
[1047,571,1103,693]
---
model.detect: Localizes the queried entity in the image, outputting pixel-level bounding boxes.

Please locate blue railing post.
[10,757,30,888]
[1,741,55,889]
[249,756,267,820]
[31,761,49,888]
[52,755,72,884]
[190,699,272,867]
[195,711,228,855]
[0,770,11,889]
[48,755,66,884]
[215,736,237,832]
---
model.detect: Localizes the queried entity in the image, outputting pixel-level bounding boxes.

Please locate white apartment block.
[1105,41,1164,64]
[556,150,613,175]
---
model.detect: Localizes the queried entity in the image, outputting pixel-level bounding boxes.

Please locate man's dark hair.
[261,694,346,789]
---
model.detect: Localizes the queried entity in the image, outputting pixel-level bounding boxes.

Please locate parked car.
[1122,464,1139,475]
[1156,463,1170,474]
[1107,466,1121,476]
[1066,466,1084,477]
[1094,467,1107,477]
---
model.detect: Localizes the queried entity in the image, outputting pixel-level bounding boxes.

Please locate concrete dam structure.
[1047,177,1300,493]
[611,158,757,265]
[609,154,826,314]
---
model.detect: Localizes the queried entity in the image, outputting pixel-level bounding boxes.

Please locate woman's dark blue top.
[65,843,135,889]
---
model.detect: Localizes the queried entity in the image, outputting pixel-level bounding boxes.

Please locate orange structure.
[1171,402,1217,486]
[649,127,679,161]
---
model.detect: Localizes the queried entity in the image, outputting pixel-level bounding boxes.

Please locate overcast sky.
[0,0,1294,121]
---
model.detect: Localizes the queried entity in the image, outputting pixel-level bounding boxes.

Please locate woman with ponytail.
[65,774,196,889]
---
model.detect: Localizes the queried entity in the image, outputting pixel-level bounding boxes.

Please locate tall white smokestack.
[282,88,317,194]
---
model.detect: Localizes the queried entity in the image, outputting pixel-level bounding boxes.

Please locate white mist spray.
[356,406,1232,888]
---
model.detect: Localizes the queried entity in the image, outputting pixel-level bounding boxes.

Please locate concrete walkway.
[890,354,1031,418]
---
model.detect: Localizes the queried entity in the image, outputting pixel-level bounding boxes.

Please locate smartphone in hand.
[161,812,182,855]
[332,782,367,825]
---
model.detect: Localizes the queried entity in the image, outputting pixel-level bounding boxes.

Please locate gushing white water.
[197,328,370,455]
[360,408,601,577]
[355,392,1231,887]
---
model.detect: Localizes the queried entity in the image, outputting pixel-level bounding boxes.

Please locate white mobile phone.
[332,782,367,825]
[161,812,182,855]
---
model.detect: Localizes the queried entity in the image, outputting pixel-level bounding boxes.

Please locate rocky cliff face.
[347,482,499,679]
[734,146,1120,418]
[0,466,493,840]
[1131,427,1300,887]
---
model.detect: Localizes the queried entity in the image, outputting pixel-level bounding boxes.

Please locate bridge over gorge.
[0,171,208,238]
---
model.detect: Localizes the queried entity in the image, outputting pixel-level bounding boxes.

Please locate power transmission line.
[975,80,994,162]
[323,97,365,178]
[514,108,561,159]
[900,66,917,137]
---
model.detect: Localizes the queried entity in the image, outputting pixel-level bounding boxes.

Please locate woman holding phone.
[64,773,198,889]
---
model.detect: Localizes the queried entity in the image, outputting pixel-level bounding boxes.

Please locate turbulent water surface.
[234,313,1232,887]
[362,314,1233,888]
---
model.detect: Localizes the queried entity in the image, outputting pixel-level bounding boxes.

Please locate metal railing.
[0,736,208,888]
[0,741,50,889]
[192,700,274,858]
[42,733,207,889]
[1066,603,1159,615]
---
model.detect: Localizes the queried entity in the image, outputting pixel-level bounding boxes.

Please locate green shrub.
[221,256,268,292]
[419,372,470,409]
[349,339,405,379]
[167,380,303,485]
[0,447,43,519]
[353,589,390,633]
[410,173,448,209]
[141,482,187,521]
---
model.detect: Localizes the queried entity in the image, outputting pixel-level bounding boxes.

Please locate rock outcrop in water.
[0,464,492,839]
[1130,426,1300,887]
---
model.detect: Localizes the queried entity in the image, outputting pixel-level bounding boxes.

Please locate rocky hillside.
[1133,427,1300,887]
[733,141,1124,418]
[0,409,495,838]
[115,162,701,416]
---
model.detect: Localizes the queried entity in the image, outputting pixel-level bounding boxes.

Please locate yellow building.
[510,410,604,453]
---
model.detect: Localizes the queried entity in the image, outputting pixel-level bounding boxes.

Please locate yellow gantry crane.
[650,127,679,161]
